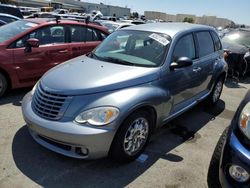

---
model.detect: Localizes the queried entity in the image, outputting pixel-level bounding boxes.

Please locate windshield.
[0,20,38,43]
[93,30,171,67]
[222,31,250,48]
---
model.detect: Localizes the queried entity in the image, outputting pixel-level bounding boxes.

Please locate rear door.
[194,31,217,98]
[164,33,200,113]
[82,27,107,54]
[69,25,108,58]
[12,25,71,85]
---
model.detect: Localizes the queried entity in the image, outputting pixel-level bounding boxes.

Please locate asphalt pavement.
[0,78,249,188]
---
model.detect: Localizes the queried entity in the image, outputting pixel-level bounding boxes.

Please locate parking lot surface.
[0,79,249,188]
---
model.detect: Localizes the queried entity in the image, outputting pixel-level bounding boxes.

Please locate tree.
[0,0,10,4]
[131,12,139,19]
[183,17,195,23]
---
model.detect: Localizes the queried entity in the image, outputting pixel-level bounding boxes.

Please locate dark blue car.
[208,90,250,187]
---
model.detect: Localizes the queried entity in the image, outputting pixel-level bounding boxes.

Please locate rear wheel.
[207,77,224,105]
[110,110,153,162]
[0,73,7,97]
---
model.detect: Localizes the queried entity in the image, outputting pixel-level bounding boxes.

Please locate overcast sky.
[83,0,249,24]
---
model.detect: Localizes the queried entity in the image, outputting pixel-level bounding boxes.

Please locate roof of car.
[24,18,108,30]
[122,22,214,37]
[0,13,21,20]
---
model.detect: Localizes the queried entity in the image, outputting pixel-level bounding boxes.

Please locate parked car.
[208,90,250,188]
[53,9,69,15]
[0,4,23,19]
[96,20,134,33]
[120,19,145,25]
[0,13,21,26]
[222,29,250,79]
[22,23,227,162]
[0,18,109,97]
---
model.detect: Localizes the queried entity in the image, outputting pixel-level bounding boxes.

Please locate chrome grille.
[32,84,71,120]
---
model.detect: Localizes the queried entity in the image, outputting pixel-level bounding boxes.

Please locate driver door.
[163,33,201,114]
[11,25,71,85]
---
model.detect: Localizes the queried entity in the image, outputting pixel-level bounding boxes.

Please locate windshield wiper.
[89,52,102,60]
[102,57,136,66]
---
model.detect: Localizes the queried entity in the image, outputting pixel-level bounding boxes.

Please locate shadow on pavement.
[0,88,31,106]
[224,77,249,89]
[12,100,225,188]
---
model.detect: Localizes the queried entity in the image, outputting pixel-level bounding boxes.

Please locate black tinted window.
[196,31,214,57]
[86,28,104,41]
[71,25,86,42]
[211,31,222,51]
[173,34,195,61]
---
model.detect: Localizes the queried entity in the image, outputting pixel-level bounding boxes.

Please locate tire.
[109,110,153,162]
[207,127,228,188]
[207,77,224,105]
[0,73,7,98]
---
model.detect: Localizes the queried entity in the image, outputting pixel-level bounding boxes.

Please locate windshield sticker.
[25,22,37,27]
[149,33,170,46]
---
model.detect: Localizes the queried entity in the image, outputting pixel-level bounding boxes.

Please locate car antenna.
[55,15,60,24]
[85,16,90,24]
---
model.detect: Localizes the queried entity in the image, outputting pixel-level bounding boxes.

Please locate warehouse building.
[8,0,130,17]
[144,11,233,27]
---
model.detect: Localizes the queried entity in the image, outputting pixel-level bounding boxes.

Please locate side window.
[86,28,105,41]
[211,31,222,51]
[15,25,65,48]
[196,31,214,57]
[172,34,196,61]
[71,25,86,42]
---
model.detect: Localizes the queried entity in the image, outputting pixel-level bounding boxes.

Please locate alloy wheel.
[213,80,223,103]
[123,117,149,156]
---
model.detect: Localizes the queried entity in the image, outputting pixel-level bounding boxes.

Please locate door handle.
[193,67,202,72]
[58,50,68,54]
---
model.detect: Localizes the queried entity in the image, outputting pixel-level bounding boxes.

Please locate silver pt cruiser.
[22,23,228,162]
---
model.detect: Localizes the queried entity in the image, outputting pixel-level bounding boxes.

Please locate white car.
[97,21,134,33]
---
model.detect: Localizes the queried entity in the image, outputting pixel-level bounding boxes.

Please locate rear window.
[196,31,214,57]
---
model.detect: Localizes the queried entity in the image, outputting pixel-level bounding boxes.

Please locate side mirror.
[25,38,39,53]
[170,57,193,70]
[27,38,39,48]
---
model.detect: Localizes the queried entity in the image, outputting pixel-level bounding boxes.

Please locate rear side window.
[70,25,107,42]
[86,28,108,41]
[71,25,85,42]
[172,34,196,61]
[211,31,222,51]
[196,31,214,57]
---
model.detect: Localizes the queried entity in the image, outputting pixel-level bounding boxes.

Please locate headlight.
[239,102,250,139]
[75,107,119,126]
[31,81,39,95]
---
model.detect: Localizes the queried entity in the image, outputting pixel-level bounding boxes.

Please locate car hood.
[40,55,160,95]
[222,41,249,54]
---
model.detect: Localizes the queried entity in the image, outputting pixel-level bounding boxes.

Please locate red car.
[0,18,109,97]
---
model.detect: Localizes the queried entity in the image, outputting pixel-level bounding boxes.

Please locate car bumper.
[22,92,116,159]
[219,132,250,188]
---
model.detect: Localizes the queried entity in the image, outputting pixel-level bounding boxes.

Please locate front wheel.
[207,127,228,188]
[0,73,7,98]
[110,110,153,162]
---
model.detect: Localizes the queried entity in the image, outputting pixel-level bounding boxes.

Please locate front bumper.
[22,92,116,159]
[219,131,250,188]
